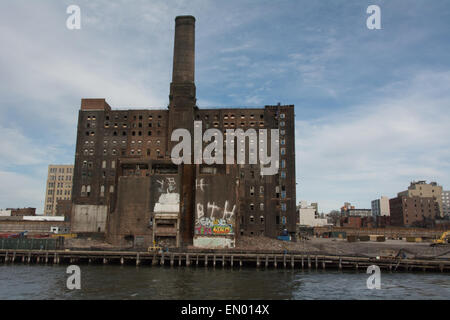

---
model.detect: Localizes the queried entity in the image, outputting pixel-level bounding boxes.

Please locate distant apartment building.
[44,165,74,216]
[389,196,437,227]
[0,208,36,217]
[297,201,328,227]
[398,181,443,217]
[371,196,390,217]
[442,191,450,217]
[340,202,354,214]
[340,203,371,217]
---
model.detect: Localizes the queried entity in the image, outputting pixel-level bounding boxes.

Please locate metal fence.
[0,238,64,250]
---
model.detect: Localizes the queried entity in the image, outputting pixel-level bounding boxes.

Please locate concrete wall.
[71,204,107,233]
[0,221,69,233]
[107,176,153,247]
[0,210,11,217]
[194,174,237,248]
[193,236,235,249]
[299,207,327,227]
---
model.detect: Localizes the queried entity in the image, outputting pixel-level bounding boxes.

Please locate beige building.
[371,196,390,217]
[398,181,443,218]
[297,201,328,227]
[44,165,74,216]
[442,190,450,217]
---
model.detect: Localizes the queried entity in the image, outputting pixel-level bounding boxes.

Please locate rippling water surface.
[0,264,449,300]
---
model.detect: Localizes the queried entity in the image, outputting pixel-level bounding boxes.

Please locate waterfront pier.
[0,249,448,273]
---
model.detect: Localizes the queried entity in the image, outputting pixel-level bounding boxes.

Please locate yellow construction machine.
[431,231,449,246]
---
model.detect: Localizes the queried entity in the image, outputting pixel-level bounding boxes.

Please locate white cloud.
[0,171,45,214]
[0,125,59,168]
[296,71,450,212]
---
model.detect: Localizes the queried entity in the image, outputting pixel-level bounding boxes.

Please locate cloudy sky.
[0,0,449,214]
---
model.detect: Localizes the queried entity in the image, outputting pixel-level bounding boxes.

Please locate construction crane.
[431,231,449,246]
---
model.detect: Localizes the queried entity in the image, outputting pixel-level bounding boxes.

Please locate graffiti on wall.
[153,176,180,213]
[194,177,236,236]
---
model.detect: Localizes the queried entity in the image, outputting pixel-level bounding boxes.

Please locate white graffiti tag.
[197,203,205,219]
[195,178,207,192]
[223,201,236,220]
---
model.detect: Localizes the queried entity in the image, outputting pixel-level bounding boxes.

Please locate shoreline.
[1,249,449,273]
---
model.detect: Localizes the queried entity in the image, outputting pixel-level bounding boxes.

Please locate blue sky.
[0,0,449,214]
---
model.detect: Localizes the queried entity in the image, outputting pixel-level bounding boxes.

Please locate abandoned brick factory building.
[70,16,296,248]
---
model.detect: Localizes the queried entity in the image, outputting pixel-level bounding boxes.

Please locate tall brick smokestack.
[167,16,197,247]
[169,15,196,107]
[172,15,195,84]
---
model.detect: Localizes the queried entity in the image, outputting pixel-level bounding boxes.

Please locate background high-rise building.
[442,190,450,217]
[44,165,74,216]
[398,181,443,217]
[371,196,390,217]
[389,196,437,227]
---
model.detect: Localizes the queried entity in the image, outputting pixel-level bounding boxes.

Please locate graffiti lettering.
[195,178,207,191]
[223,201,236,220]
[197,203,205,219]
[207,202,220,219]
[213,225,232,234]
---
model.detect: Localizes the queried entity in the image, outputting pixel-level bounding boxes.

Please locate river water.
[0,264,449,300]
